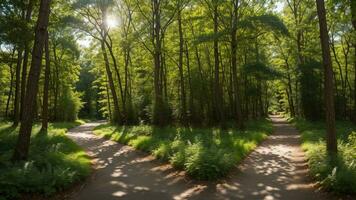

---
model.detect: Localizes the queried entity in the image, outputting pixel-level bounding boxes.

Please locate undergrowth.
[0,121,90,200]
[292,119,356,194]
[94,119,273,180]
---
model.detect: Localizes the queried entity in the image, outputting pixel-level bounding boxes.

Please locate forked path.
[67,116,333,200]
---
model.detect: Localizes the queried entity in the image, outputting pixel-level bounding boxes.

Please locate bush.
[0,122,90,199]
[94,119,272,180]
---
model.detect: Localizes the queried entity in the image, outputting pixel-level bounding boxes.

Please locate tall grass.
[94,119,273,180]
[292,119,356,194]
[0,121,90,200]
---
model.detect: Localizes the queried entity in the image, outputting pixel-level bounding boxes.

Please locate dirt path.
[66,116,333,200]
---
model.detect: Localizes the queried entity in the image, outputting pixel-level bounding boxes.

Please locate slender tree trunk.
[185,41,194,120]
[213,2,223,124]
[231,0,244,129]
[101,39,121,124]
[106,78,112,122]
[12,0,52,161]
[41,32,50,132]
[20,0,34,120]
[103,36,125,119]
[52,44,59,120]
[5,50,16,118]
[316,0,337,156]
[152,0,165,126]
[12,49,23,126]
[331,38,346,118]
[177,8,187,124]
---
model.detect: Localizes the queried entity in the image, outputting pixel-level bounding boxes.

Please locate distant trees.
[70,0,288,126]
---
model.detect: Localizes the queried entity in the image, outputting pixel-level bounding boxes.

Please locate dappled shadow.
[68,117,334,200]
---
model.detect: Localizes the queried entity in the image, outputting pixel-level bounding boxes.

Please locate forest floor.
[66,116,335,200]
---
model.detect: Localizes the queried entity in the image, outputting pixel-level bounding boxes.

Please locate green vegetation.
[292,119,356,194]
[94,119,273,180]
[0,121,90,199]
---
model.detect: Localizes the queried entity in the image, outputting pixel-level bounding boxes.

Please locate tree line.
[0,0,355,160]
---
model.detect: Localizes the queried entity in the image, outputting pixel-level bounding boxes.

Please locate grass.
[291,118,356,194]
[94,119,273,180]
[0,120,90,200]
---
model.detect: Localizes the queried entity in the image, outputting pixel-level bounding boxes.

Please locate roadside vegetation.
[94,119,273,180]
[0,121,90,200]
[292,119,356,194]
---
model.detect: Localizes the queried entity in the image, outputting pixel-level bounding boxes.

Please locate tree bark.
[185,41,194,121]
[177,8,187,124]
[103,35,125,120]
[12,49,23,126]
[213,2,223,124]
[52,43,59,121]
[12,0,52,161]
[5,50,16,118]
[20,0,35,120]
[231,0,244,129]
[152,0,165,126]
[101,39,121,124]
[106,78,112,122]
[316,0,337,156]
[41,32,50,131]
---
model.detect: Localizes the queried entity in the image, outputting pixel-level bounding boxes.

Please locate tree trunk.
[106,78,112,122]
[316,0,337,156]
[20,0,34,120]
[101,39,121,124]
[12,49,23,126]
[213,2,223,124]
[185,41,194,121]
[12,0,52,161]
[5,50,16,118]
[231,0,244,129]
[103,36,125,120]
[41,32,50,132]
[177,8,187,124]
[52,44,59,121]
[152,0,165,126]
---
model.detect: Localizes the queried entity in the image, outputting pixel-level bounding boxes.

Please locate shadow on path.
[67,117,333,200]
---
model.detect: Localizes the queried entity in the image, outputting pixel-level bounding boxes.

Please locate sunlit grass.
[292,119,356,194]
[94,119,273,180]
[0,120,90,199]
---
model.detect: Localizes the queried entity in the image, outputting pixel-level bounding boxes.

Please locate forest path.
[66,116,333,200]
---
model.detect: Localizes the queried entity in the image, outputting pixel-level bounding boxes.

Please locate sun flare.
[106,16,118,28]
